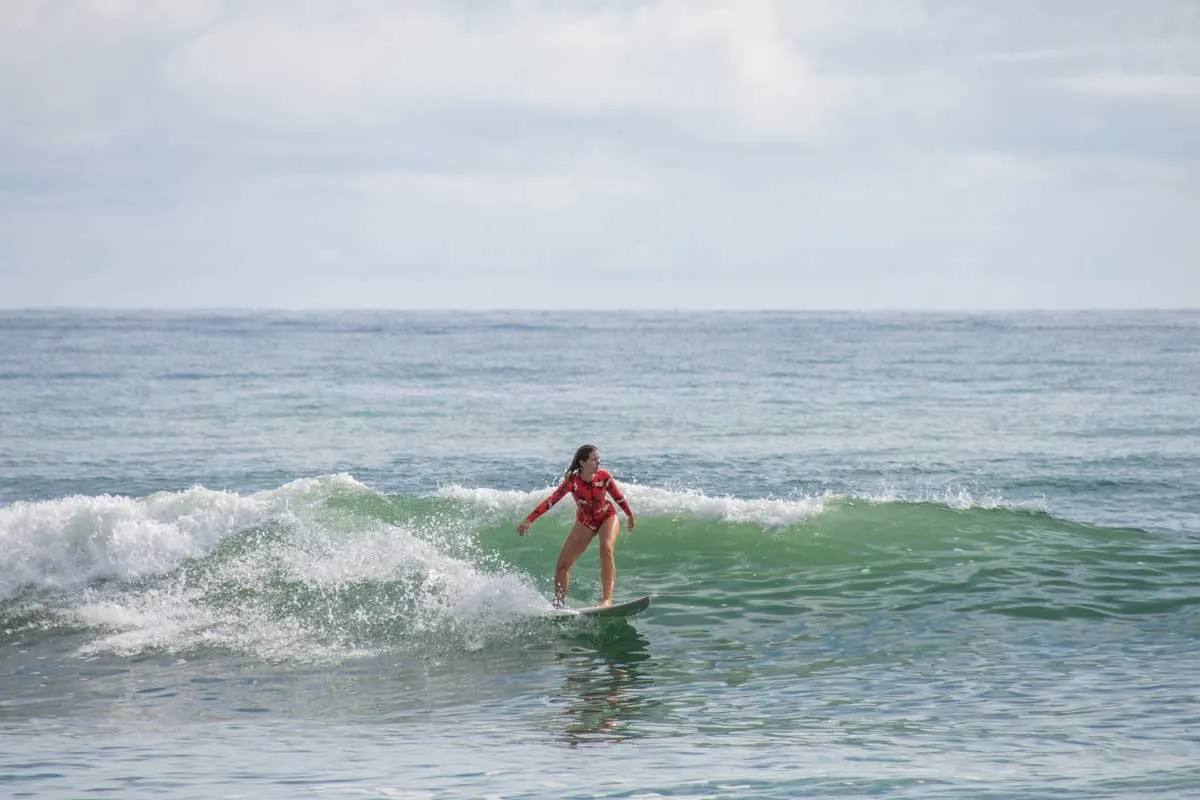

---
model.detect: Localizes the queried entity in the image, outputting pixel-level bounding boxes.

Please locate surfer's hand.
[626,515,635,533]
[517,521,530,536]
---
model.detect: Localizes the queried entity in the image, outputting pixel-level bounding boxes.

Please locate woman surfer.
[518,445,636,608]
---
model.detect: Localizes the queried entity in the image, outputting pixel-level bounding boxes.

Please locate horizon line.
[2,306,1198,314]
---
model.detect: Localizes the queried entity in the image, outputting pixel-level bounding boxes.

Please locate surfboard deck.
[545,595,651,619]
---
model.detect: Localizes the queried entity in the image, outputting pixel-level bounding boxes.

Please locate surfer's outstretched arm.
[517,479,571,535]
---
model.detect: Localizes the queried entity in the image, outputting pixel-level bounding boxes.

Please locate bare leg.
[596,514,620,606]
[554,523,596,606]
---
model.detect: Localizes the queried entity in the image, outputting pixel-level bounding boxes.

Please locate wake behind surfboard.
[544,595,651,619]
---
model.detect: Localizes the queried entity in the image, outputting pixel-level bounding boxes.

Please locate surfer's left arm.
[607,478,635,531]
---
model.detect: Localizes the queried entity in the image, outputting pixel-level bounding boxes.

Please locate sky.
[1,0,1197,310]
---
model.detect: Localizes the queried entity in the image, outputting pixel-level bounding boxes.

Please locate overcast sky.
[1,0,1197,310]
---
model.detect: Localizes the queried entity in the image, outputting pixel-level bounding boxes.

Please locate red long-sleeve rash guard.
[524,469,633,530]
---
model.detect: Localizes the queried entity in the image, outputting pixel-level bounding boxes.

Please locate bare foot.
[598,598,613,607]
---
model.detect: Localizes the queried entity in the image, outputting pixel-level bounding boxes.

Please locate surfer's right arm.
[517,479,572,535]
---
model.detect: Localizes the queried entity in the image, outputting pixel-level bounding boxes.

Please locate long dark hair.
[564,444,597,478]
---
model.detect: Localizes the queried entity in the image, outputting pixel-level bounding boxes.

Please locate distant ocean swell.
[1,475,1195,662]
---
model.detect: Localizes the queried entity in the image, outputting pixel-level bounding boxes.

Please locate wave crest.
[0,474,370,601]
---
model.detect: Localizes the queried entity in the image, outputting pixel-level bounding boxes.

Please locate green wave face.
[466,493,1198,627]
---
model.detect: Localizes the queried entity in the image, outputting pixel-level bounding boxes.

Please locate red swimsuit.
[524,469,633,531]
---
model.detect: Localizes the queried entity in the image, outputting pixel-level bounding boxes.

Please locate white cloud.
[1,0,1198,309]
[0,0,892,150]
[161,0,861,140]
[1063,73,1200,98]
[356,154,659,212]
[0,0,222,152]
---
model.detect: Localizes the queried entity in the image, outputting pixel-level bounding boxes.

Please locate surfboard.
[545,595,651,619]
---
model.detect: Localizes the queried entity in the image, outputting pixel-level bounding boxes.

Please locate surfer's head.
[565,444,599,478]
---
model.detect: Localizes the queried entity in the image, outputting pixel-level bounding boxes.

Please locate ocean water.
[1,310,1198,799]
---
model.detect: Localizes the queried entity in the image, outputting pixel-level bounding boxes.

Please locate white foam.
[72,512,543,662]
[622,485,829,527]
[849,485,1049,513]
[438,481,1049,526]
[74,581,340,662]
[438,482,830,528]
[0,474,372,601]
[74,583,219,658]
[1,489,253,601]
[437,484,534,513]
